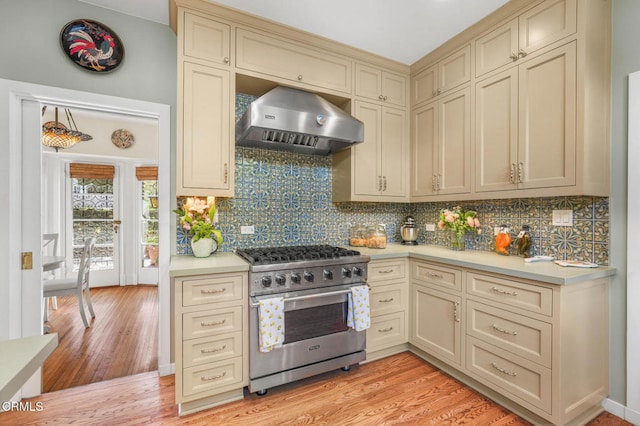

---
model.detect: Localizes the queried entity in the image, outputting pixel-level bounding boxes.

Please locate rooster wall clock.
[60,19,124,73]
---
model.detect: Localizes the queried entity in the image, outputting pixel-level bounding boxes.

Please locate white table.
[43,256,64,272]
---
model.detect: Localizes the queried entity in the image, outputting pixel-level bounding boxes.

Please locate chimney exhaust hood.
[235,86,364,155]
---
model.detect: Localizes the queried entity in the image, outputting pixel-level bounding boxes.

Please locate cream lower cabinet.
[411,86,471,200]
[409,258,609,426]
[174,272,248,415]
[333,101,408,201]
[475,42,576,194]
[366,259,409,360]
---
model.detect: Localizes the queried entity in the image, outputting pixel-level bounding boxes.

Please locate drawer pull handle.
[378,326,394,333]
[201,371,226,381]
[378,269,394,274]
[201,288,226,294]
[491,287,518,296]
[491,362,517,377]
[491,324,518,336]
[201,319,226,327]
[379,298,394,303]
[427,272,444,279]
[201,345,227,354]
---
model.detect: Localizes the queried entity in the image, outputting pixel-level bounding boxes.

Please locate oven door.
[249,284,367,380]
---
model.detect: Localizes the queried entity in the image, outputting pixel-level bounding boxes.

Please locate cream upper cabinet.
[178,63,233,196]
[349,101,408,200]
[354,63,407,107]
[236,28,352,94]
[183,11,231,66]
[475,0,576,77]
[411,87,471,199]
[475,42,576,193]
[411,45,471,107]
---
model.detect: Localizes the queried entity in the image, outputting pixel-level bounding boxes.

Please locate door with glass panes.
[68,163,120,286]
[138,167,159,284]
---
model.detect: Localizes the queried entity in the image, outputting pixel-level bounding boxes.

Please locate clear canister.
[367,224,387,249]
[349,224,368,247]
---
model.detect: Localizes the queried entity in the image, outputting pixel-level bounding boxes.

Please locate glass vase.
[450,231,465,251]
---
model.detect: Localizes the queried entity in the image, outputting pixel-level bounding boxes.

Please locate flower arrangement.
[174,196,223,244]
[438,206,482,236]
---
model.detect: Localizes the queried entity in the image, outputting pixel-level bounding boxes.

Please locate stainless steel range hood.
[236,86,364,155]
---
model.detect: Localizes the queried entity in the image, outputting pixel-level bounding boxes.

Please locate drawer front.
[183,357,243,397]
[370,283,407,316]
[466,273,552,316]
[368,259,406,283]
[466,336,551,414]
[183,306,243,340]
[466,300,552,367]
[183,331,243,368]
[367,311,407,351]
[181,274,244,307]
[412,261,462,292]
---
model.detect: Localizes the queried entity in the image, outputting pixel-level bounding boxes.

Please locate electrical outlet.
[552,210,573,226]
[240,225,255,235]
[425,223,436,232]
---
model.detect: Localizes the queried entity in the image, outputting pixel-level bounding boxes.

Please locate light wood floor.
[2,352,631,425]
[42,285,158,393]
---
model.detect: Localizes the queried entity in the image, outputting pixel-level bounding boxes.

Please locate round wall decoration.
[111,129,134,149]
[60,19,124,73]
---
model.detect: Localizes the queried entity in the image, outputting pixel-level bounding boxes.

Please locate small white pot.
[191,237,217,258]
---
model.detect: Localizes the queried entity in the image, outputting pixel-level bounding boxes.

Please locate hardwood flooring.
[42,285,158,393]
[2,352,631,425]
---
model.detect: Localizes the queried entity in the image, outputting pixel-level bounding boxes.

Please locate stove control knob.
[353,266,363,277]
[323,269,333,280]
[291,273,301,284]
[341,267,352,278]
[304,271,314,282]
[275,274,286,286]
[261,276,272,287]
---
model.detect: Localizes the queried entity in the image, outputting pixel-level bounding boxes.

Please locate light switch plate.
[552,210,573,226]
[240,225,255,235]
[425,223,436,232]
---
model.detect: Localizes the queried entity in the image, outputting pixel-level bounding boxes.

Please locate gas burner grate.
[236,245,361,265]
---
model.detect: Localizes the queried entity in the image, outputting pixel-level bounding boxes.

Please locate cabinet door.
[518,0,577,55]
[183,12,230,66]
[475,19,519,77]
[437,87,471,195]
[382,72,408,107]
[352,101,381,196]
[179,63,232,196]
[411,284,462,366]
[379,106,408,197]
[439,45,471,94]
[411,101,438,197]
[236,29,351,93]
[475,68,518,192]
[518,42,576,190]
[411,65,438,106]
[354,63,382,101]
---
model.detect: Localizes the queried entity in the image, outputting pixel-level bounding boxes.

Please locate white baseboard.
[603,398,640,425]
[158,363,175,377]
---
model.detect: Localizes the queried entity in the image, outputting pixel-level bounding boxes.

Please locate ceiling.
[79,0,510,64]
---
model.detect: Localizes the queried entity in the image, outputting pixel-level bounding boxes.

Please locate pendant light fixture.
[41,106,93,151]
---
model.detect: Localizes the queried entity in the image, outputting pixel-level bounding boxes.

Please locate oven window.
[284,302,348,344]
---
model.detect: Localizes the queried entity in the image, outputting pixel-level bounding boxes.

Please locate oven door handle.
[249,285,370,308]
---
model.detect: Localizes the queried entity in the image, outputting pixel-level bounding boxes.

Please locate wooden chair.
[43,237,96,328]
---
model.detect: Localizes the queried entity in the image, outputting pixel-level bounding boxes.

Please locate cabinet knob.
[297,75,303,81]
[223,56,230,63]
[510,53,518,61]
[379,95,384,100]
[383,95,388,101]
[518,49,527,58]
[432,90,437,96]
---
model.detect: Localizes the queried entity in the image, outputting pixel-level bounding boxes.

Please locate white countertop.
[0,334,58,402]
[169,245,615,285]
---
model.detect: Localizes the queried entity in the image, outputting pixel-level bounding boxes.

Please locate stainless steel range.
[236,244,370,395]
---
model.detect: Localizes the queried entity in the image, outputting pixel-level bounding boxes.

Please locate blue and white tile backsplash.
[176,94,609,265]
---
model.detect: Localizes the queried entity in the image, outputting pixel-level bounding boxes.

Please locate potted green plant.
[174,196,223,257]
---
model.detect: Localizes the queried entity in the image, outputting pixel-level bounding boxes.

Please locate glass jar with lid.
[367,224,387,249]
[349,224,368,247]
